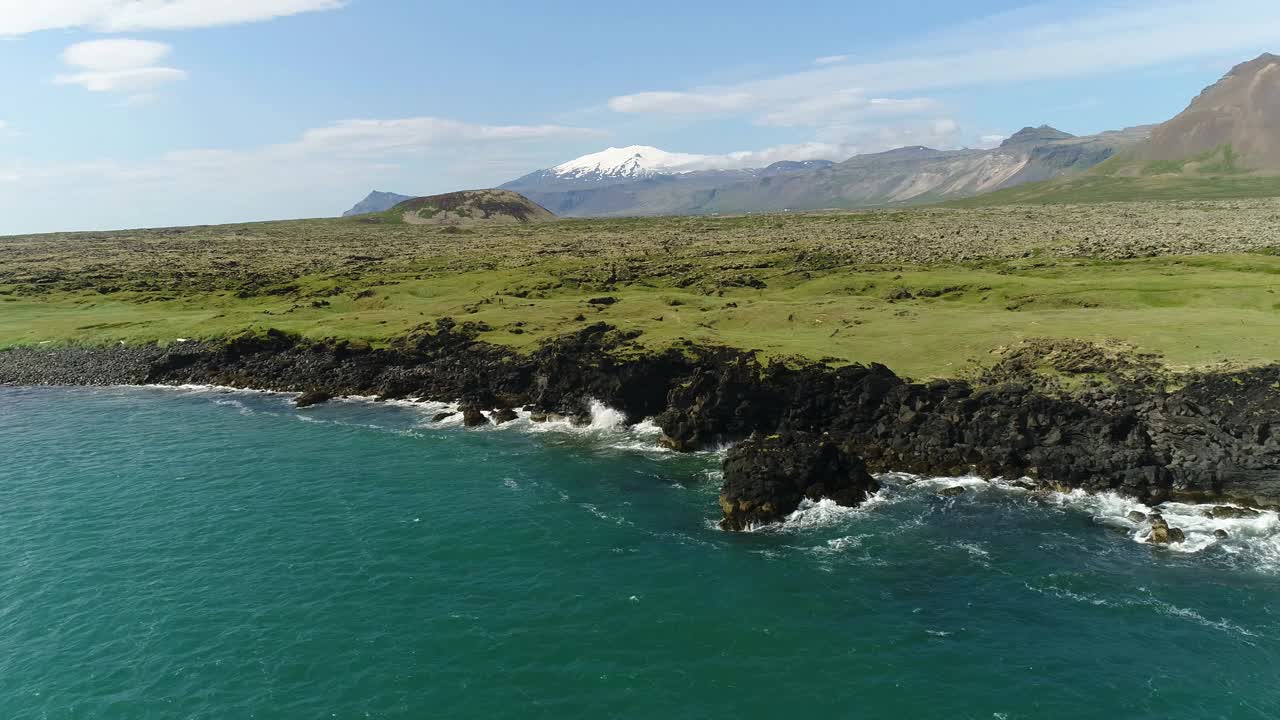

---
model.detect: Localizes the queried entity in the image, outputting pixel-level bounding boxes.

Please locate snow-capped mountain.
[499,125,1145,218]
[548,145,709,181]
[501,145,839,216]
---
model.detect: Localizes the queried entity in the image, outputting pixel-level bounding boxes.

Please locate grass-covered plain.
[3,199,1280,379]
[948,171,1280,207]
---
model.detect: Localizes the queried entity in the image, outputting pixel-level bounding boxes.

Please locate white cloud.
[633,142,854,173]
[0,0,344,35]
[599,0,1280,163]
[757,91,937,127]
[297,118,603,155]
[868,98,937,113]
[55,39,185,93]
[611,87,939,130]
[0,120,24,140]
[0,115,605,232]
[135,117,602,174]
[13,116,599,181]
[607,91,754,114]
[978,134,1007,148]
[62,37,170,69]
[608,0,1280,117]
[702,142,856,169]
[56,66,186,92]
[809,118,968,156]
[933,119,959,136]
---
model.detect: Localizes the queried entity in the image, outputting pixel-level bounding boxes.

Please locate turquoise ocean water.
[2,385,1280,719]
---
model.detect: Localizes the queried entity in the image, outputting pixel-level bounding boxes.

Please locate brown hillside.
[393,189,556,225]
[1133,53,1280,169]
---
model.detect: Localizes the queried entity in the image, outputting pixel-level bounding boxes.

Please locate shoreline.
[4,321,1280,519]
[9,381,1279,557]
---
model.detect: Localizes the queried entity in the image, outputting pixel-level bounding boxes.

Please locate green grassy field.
[4,201,1280,379]
[948,171,1280,207]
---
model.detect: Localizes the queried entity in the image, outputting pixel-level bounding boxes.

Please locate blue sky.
[1,0,1278,234]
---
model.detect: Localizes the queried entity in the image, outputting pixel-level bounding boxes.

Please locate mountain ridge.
[500,126,1148,217]
[343,53,1280,217]
[1128,52,1280,170]
[951,52,1280,206]
[342,190,415,217]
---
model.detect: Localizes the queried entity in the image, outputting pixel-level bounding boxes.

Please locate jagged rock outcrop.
[1148,515,1186,545]
[461,406,490,427]
[718,432,878,531]
[294,389,333,408]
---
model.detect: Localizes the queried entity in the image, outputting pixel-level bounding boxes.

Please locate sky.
[1,0,1279,234]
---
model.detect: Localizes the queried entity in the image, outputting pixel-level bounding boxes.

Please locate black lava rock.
[1205,506,1260,520]
[461,406,489,427]
[294,389,333,408]
[719,432,878,531]
[7,322,1280,515]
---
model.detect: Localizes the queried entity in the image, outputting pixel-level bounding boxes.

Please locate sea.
[2,384,1279,719]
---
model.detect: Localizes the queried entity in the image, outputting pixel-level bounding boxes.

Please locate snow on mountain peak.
[551,145,709,179]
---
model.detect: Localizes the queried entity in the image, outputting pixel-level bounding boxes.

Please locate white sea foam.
[749,494,886,533]
[1027,583,1115,607]
[1026,581,1262,638]
[131,383,683,456]
[585,400,627,431]
[300,393,673,454]
[581,503,633,526]
[149,382,284,396]
[955,541,991,559]
[907,475,994,493]
[779,498,865,531]
[751,469,1280,575]
[1145,597,1261,639]
[876,474,1280,574]
[630,419,664,438]
[512,399,676,455]
[805,534,870,557]
[734,477,952,535]
[212,398,253,416]
[1040,489,1280,573]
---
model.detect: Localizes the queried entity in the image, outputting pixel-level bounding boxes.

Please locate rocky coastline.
[3,320,1279,531]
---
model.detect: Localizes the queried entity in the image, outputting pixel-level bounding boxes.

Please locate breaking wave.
[137,384,675,456]
[1044,489,1280,570]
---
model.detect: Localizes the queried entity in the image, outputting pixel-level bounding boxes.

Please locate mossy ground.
[4,201,1280,380]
